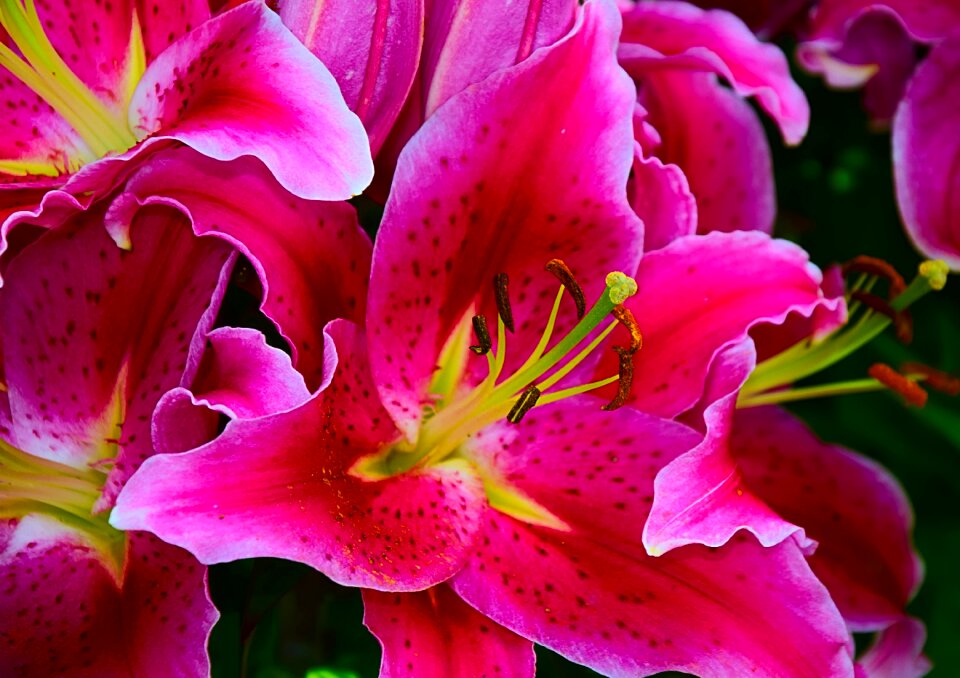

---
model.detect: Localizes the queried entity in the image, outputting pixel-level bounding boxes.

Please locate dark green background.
[206,70,960,677]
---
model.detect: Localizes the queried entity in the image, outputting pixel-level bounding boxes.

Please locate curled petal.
[619,1,810,144]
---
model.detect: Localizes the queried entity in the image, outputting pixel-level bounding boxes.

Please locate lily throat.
[0,0,142,172]
[356,261,642,482]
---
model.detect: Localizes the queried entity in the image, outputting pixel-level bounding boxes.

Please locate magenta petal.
[808,0,960,45]
[183,327,311,419]
[893,35,960,269]
[112,321,488,590]
[629,145,698,251]
[0,201,232,510]
[0,517,217,677]
[453,518,853,677]
[420,0,576,116]
[281,0,423,156]
[858,618,931,678]
[643,341,813,555]
[363,586,535,677]
[367,0,641,437]
[733,407,923,629]
[108,147,372,386]
[458,400,849,675]
[619,0,810,144]
[603,231,841,419]
[798,11,917,125]
[641,70,776,234]
[129,2,374,200]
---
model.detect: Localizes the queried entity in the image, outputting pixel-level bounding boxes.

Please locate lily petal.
[629,144,698,252]
[0,515,217,677]
[112,321,489,591]
[456,398,853,677]
[642,340,815,555]
[420,0,576,117]
[599,230,842,419]
[367,0,641,438]
[858,617,931,678]
[363,586,535,677]
[128,1,374,201]
[893,35,960,269]
[732,407,923,630]
[106,146,372,387]
[0,197,233,509]
[281,0,423,156]
[808,0,960,45]
[619,0,810,144]
[640,70,775,234]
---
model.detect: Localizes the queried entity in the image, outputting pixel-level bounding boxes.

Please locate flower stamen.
[469,315,492,355]
[545,258,586,318]
[506,384,541,424]
[868,363,928,407]
[493,272,515,333]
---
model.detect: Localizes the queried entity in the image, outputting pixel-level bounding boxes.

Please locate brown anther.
[545,259,586,319]
[469,315,492,355]
[493,272,515,333]
[602,346,635,411]
[842,256,906,298]
[850,291,913,343]
[612,305,642,354]
[868,363,928,407]
[507,384,541,423]
[902,362,960,396]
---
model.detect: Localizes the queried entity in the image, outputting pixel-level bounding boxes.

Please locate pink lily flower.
[113,3,857,675]
[621,254,939,674]
[617,1,810,247]
[797,1,960,269]
[0,0,373,261]
[0,192,233,673]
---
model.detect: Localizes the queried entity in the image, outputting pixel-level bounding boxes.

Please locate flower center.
[0,435,124,571]
[738,258,955,407]
[354,261,640,525]
[0,0,142,174]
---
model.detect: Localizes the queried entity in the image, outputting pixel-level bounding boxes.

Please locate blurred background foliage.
[206,60,959,678]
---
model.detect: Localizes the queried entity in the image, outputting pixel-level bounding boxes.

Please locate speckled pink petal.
[808,0,960,45]
[619,0,809,144]
[0,516,217,677]
[452,524,853,676]
[629,144,698,252]
[420,0,576,116]
[733,407,923,630]
[0,187,86,280]
[0,76,87,179]
[281,0,423,156]
[643,341,815,556]
[112,320,489,591]
[33,0,209,109]
[367,0,641,438]
[893,35,960,269]
[641,70,775,234]
[106,146,372,388]
[128,1,373,201]
[0,200,233,510]
[857,618,930,678]
[363,586,535,677]
[596,230,841,419]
